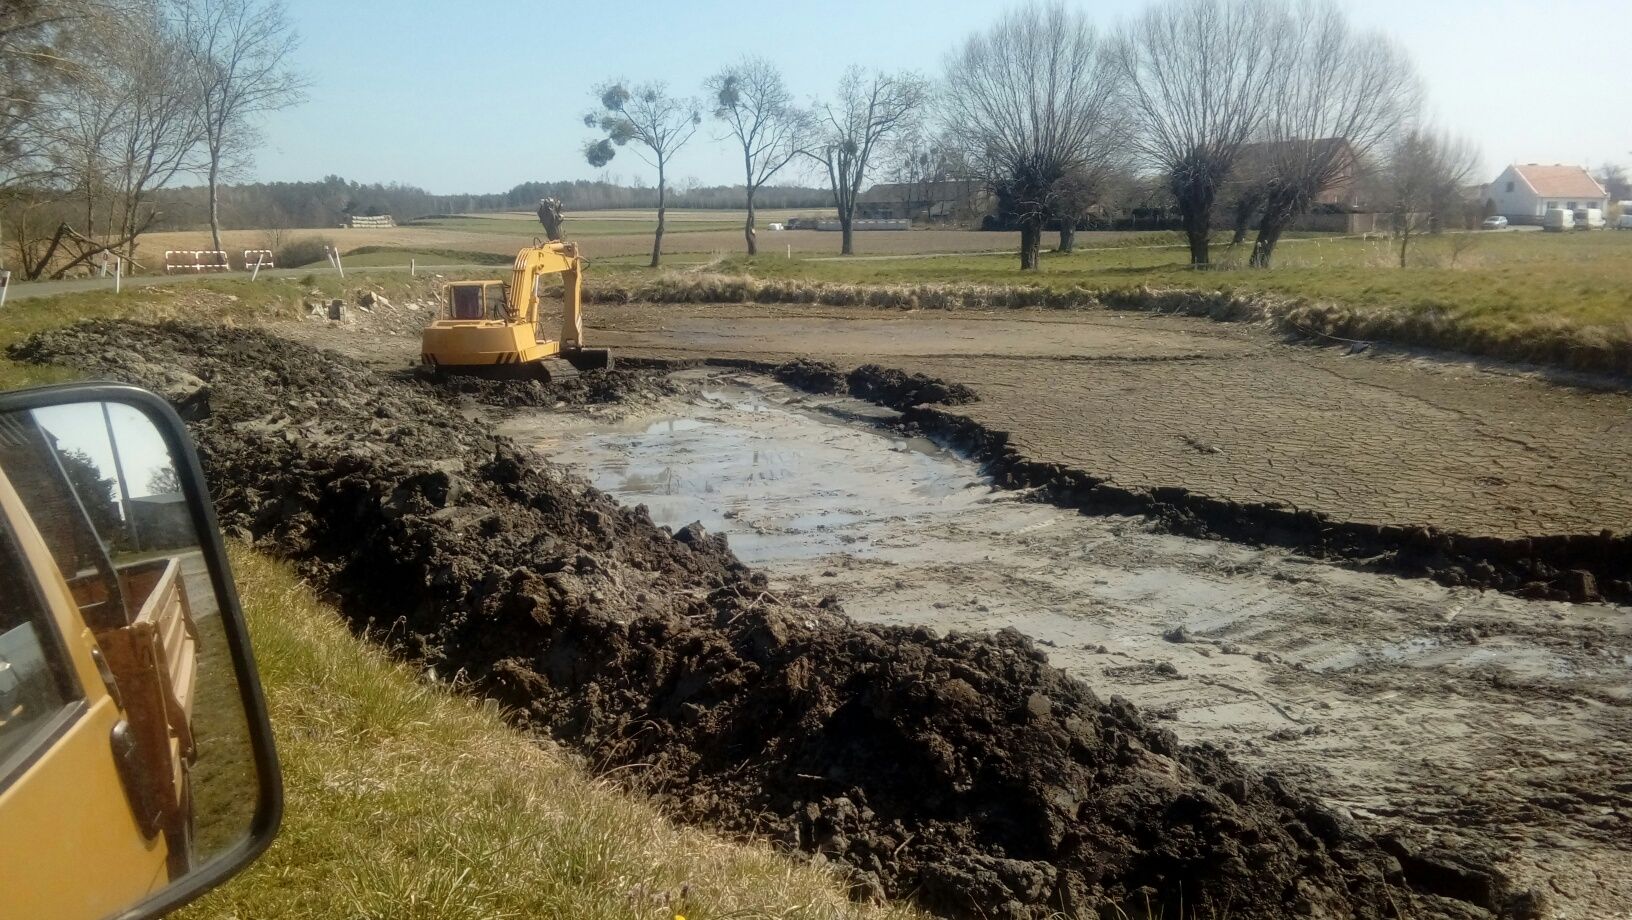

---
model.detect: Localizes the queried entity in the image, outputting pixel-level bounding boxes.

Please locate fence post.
[251,251,266,281]
[410,258,416,277]
[334,248,344,279]
[114,256,122,293]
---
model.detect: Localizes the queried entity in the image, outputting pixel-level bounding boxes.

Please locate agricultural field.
[135,207,1024,266]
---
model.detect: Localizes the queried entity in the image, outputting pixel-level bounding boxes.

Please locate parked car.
[1617,213,1632,230]
[1542,208,1575,232]
[1481,215,1509,230]
[1572,208,1605,230]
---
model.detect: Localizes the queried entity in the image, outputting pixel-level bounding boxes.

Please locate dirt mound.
[413,368,683,411]
[767,359,978,409]
[847,363,978,410]
[14,320,1522,920]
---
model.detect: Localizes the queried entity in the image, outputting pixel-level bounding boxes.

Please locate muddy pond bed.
[498,369,1632,916]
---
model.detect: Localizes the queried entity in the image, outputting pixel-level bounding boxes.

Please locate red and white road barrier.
[164,250,230,274]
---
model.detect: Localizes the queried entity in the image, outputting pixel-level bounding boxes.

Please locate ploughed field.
[14,292,1630,918]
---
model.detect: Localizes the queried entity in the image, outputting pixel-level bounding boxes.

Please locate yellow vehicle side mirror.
[0,383,281,920]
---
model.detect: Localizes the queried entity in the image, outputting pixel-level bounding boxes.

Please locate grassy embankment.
[0,283,911,920]
[595,229,1632,376]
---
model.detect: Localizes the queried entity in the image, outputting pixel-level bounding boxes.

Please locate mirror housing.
[0,382,281,920]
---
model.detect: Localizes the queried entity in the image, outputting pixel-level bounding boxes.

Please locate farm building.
[1485,164,1609,225]
[856,179,992,224]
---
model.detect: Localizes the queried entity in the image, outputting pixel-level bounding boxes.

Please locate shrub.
[276,236,334,269]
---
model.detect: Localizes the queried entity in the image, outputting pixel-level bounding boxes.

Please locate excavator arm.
[506,243,584,350]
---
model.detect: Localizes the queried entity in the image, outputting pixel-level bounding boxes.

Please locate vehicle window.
[450,285,483,319]
[485,284,507,319]
[0,522,81,779]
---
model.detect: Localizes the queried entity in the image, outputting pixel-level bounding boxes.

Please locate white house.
[1486,164,1609,224]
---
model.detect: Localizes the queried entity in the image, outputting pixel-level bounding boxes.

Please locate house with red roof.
[1486,164,1609,225]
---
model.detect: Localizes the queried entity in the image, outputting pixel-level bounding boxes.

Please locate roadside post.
[411,258,416,276]
[114,255,122,294]
[251,250,266,281]
[334,248,345,279]
[0,270,10,308]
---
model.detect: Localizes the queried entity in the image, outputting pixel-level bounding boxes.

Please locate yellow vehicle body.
[420,240,610,377]
[0,442,199,917]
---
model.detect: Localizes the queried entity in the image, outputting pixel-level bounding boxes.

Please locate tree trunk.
[1398,224,1411,268]
[1181,199,1211,267]
[207,154,223,254]
[1020,222,1042,270]
[744,187,757,256]
[1231,193,1260,246]
[1251,218,1287,268]
[650,162,666,268]
[1057,223,1075,253]
[840,215,854,256]
[1251,191,1300,269]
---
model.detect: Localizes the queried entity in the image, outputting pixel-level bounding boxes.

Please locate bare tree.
[106,9,205,255]
[176,0,305,254]
[1114,0,1289,267]
[1249,0,1419,267]
[1383,126,1479,267]
[806,67,928,256]
[707,58,809,255]
[1051,165,1112,252]
[584,81,701,267]
[942,3,1119,270]
[1595,163,1629,202]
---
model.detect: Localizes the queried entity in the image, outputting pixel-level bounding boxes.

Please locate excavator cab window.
[446,283,508,321]
[448,284,485,320]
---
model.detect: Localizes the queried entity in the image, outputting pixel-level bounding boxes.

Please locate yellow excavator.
[420,200,611,380]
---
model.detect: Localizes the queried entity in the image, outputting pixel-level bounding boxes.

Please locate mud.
[509,375,1631,916]
[691,357,1629,608]
[14,320,1528,919]
[412,368,685,412]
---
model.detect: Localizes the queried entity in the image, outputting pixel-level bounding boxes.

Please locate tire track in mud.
[10,320,1535,920]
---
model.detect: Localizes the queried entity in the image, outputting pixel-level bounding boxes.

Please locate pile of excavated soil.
[412,368,684,411]
[767,359,978,410]
[13,320,1526,920]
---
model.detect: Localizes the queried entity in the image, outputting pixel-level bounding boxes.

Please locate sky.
[249,0,1630,195]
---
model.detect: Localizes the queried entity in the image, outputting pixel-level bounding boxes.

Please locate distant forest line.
[144,177,835,231]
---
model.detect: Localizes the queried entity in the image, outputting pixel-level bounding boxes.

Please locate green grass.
[333,246,515,267]
[698,231,1632,328]
[175,548,917,920]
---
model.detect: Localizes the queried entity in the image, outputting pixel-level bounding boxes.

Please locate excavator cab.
[446,282,507,321]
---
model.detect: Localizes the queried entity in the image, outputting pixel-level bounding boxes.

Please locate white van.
[1572,208,1605,230]
[1543,208,1575,232]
